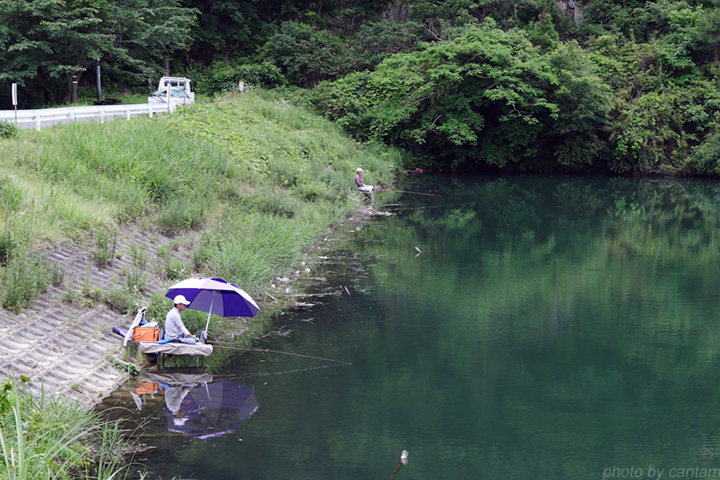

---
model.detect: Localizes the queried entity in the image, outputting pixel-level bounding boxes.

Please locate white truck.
[148,76,195,109]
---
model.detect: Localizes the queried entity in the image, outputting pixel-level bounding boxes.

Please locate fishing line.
[210,343,352,365]
[213,363,349,380]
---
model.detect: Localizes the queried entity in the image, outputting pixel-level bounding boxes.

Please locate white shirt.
[165,306,190,338]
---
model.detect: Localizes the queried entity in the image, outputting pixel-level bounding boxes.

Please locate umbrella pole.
[201,293,214,343]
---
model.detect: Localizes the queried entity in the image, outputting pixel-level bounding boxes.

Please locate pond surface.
[99,174,720,480]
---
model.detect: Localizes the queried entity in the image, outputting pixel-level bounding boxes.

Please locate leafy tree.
[688,133,720,172]
[0,0,196,108]
[691,0,720,65]
[528,11,560,49]
[545,41,612,168]
[261,21,348,87]
[0,0,107,105]
[179,0,263,65]
[350,20,424,71]
[307,20,612,171]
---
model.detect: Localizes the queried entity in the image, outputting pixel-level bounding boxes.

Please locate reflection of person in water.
[164,384,193,426]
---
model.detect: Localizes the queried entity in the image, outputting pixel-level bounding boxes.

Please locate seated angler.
[164,295,197,344]
[355,168,374,193]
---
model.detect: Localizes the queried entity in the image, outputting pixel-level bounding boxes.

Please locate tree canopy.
[2,0,720,174]
[0,0,196,107]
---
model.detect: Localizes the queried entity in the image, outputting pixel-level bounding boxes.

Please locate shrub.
[1,253,49,313]
[93,228,117,267]
[102,285,139,314]
[0,227,18,267]
[241,189,298,218]
[50,261,65,286]
[0,120,19,139]
[156,194,209,232]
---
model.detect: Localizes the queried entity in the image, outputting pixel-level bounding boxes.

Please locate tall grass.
[0,379,130,479]
[0,88,403,323]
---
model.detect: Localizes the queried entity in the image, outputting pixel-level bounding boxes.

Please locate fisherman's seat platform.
[139,342,213,357]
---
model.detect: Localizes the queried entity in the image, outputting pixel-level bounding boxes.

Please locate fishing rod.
[213,363,349,381]
[378,188,441,197]
[210,343,352,365]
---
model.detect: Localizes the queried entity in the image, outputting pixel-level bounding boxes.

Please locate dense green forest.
[2,0,720,174]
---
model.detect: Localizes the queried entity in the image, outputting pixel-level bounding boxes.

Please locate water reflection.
[97,175,720,480]
[163,379,258,440]
[125,370,258,441]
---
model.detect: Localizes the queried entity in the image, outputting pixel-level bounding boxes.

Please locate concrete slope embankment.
[0,226,199,406]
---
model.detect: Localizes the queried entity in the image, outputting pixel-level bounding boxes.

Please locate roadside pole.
[11,83,18,125]
[96,60,102,104]
[166,81,171,113]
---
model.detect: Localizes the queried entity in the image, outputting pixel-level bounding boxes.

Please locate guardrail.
[0,103,171,131]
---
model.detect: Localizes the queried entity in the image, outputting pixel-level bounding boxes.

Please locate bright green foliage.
[306,21,611,171]
[688,133,720,172]
[2,0,720,173]
[609,81,720,174]
[546,42,612,168]
[196,59,287,95]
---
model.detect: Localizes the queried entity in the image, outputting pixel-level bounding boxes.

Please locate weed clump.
[0,376,132,479]
[0,253,49,313]
[0,120,19,139]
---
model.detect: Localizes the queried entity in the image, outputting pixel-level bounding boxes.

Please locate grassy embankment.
[0,88,401,325]
[0,88,402,476]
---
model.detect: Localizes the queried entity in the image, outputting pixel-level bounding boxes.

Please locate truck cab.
[148,77,195,108]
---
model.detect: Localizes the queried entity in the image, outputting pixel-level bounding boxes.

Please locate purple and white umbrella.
[165,277,260,340]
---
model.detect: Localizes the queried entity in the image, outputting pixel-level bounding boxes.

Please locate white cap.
[173,295,191,305]
[356,168,363,173]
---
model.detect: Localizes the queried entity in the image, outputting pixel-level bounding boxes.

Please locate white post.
[166,82,171,113]
[34,115,41,131]
[11,83,17,126]
[100,109,105,124]
[126,107,130,120]
[149,105,153,118]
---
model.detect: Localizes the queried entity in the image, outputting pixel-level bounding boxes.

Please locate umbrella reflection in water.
[163,379,258,440]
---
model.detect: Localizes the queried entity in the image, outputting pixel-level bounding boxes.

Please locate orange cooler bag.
[132,326,159,342]
[134,381,159,394]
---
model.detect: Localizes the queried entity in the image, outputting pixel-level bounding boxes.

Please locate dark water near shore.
[99,174,720,480]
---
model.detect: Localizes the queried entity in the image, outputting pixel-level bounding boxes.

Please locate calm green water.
[100,175,720,480]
